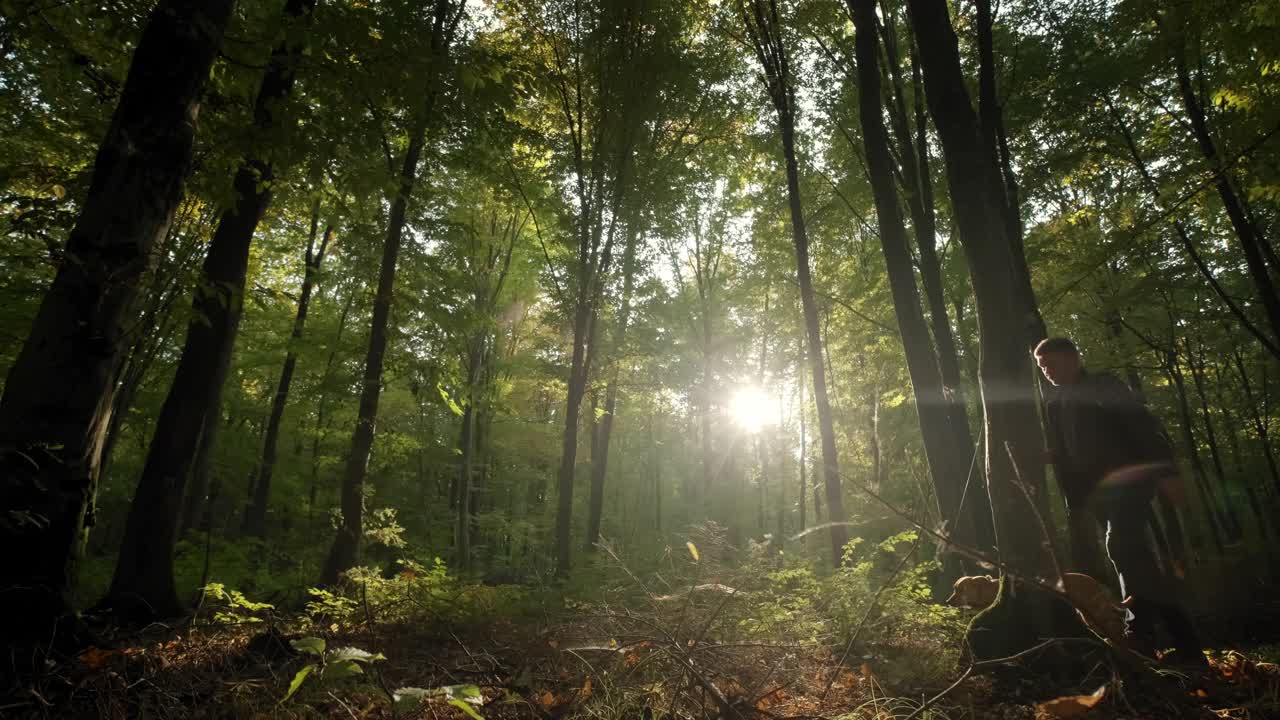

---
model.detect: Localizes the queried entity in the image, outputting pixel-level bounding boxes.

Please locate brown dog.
[945,573,1130,644]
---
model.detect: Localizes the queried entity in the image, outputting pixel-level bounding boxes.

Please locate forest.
[1,0,1278,717]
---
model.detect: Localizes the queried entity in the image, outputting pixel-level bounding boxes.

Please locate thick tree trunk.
[852,0,981,569]
[180,414,218,536]
[108,0,315,618]
[321,124,426,586]
[906,0,1057,657]
[246,209,332,538]
[0,0,233,648]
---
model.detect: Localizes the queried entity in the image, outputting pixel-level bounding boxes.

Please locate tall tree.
[847,0,985,571]
[739,0,849,563]
[0,0,235,648]
[905,0,1058,656]
[321,0,464,586]
[107,0,318,618]
[245,199,333,538]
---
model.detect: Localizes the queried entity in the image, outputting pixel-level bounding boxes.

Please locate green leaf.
[438,382,465,416]
[328,646,386,664]
[393,687,435,709]
[324,659,364,681]
[281,663,316,702]
[450,698,486,720]
[290,637,325,656]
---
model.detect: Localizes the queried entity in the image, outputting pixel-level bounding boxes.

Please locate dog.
[945,573,1130,644]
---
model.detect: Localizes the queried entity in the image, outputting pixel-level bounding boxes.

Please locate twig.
[821,536,922,701]
[903,638,1067,720]
[328,690,360,720]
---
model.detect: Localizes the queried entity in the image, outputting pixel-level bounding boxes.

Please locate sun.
[729,385,776,434]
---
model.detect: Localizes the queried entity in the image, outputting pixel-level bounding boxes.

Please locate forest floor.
[6,551,1280,720]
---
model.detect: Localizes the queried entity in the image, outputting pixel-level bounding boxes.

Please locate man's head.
[1033,337,1082,386]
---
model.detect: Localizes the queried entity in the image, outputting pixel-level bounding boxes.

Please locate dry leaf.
[581,677,592,699]
[1035,685,1106,719]
[625,653,639,668]
[78,647,115,669]
[51,184,66,200]
[539,691,557,709]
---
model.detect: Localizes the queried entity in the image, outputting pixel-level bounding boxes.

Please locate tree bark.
[321,125,425,586]
[107,0,316,618]
[1170,34,1280,349]
[905,0,1057,656]
[1165,351,1229,554]
[851,0,982,568]
[585,222,640,552]
[0,0,233,648]
[1233,350,1280,493]
[246,208,332,538]
[320,0,458,585]
[741,0,849,562]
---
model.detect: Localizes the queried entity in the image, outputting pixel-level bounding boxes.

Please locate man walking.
[1036,337,1205,664]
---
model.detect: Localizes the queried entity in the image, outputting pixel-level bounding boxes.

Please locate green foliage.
[280,636,386,703]
[197,583,276,625]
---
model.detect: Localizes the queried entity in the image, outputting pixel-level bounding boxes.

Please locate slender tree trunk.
[852,0,981,569]
[320,124,425,585]
[798,342,808,535]
[309,289,354,534]
[108,0,316,618]
[586,223,640,551]
[322,0,457,585]
[0,0,234,645]
[1165,352,1228,554]
[246,214,331,538]
[906,0,1057,656]
[1184,340,1245,539]
[1170,39,1280,348]
[456,338,483,571]
[1234,350,1280,493]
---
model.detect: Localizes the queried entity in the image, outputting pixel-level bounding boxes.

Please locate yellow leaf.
[51,184,66,200]
[686,541,699,562]
[581,677,592,698]
[1035,685,1107,719]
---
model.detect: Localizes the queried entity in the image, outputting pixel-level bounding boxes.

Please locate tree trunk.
[180,414,218,536]
[0,0,233,647]
[246,208,332,538]
[851,0,982,569]
[1233,350,1280,493]
[107,0,316,618]
[798,341,808,535]
[1184,340,1244,539]
[1170,35,1280,348]
[310,289,355,535]
[456,338,483,571]
[586,220,640,551]
[905,0,1058,657]
[1165,352,1229,554]
[320,124,426,586]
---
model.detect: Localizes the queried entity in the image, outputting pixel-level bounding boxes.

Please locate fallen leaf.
[686,541,700,562]
[1035,685,1106,719]
[78,647,115,669]
[51,184,66,200]
[581,677,592,698]
[539,690,557,709]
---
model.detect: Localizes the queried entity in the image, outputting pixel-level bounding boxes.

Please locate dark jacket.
[1044,370,1174,509]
